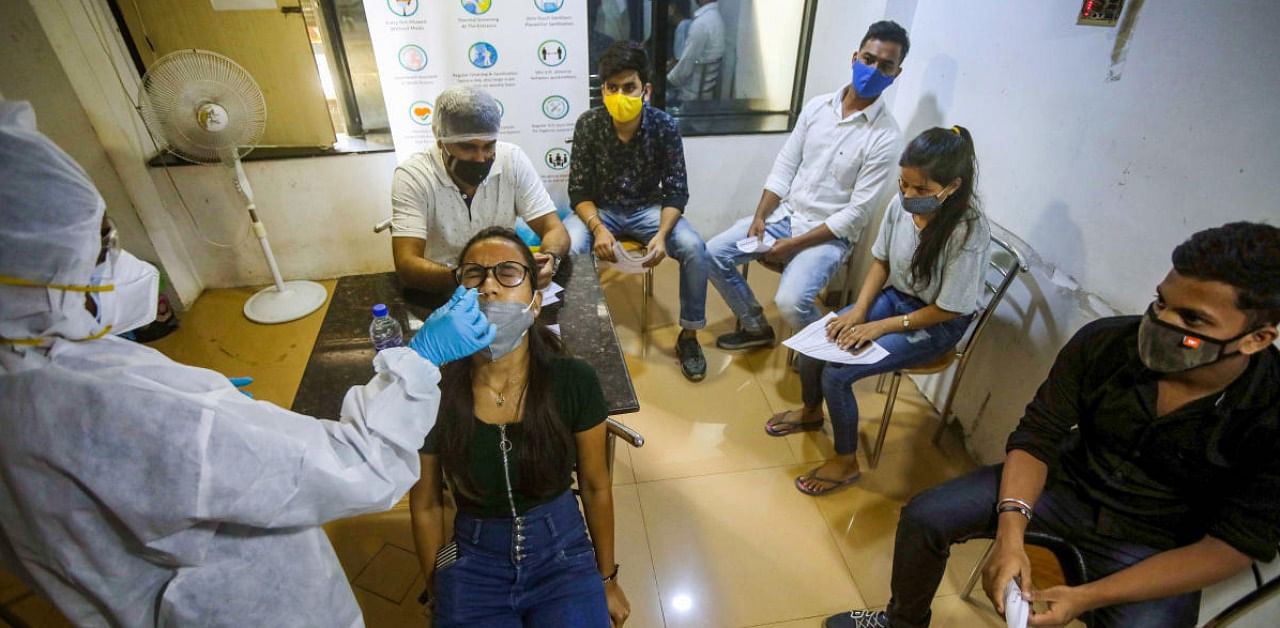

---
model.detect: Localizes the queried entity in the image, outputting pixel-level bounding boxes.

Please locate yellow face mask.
[602,92,644,123]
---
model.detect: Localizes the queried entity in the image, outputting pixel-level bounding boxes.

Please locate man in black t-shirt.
[827,222,1280,628]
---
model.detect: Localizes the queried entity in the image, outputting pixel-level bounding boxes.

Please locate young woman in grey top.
[765,126,991,495]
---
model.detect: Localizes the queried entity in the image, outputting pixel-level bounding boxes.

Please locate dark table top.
[291,254,639,419]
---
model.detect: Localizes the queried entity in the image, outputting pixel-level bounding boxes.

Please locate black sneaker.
[715,326,776,350]
[676,334,706,382]
[825,610,889,628]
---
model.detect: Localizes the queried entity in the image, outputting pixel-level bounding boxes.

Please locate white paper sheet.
[735,233,778,253]
[609,242,655,274]
[782,313,890,365]
[1004,579,1030,628]
[540,281,564,306]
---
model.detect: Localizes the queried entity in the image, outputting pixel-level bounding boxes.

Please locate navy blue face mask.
[851,59,895,99]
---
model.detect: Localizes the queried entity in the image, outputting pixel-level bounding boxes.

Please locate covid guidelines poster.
[363,0,588,210]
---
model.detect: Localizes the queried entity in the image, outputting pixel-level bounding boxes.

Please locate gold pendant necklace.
[484,375,523,408]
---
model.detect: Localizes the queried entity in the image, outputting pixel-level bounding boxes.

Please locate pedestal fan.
[138,49,327,324]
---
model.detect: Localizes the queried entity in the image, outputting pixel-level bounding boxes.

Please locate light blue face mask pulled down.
[479,294,536,361]
[851,59,895,99]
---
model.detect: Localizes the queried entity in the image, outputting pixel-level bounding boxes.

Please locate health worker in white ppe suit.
[0,100,496,627]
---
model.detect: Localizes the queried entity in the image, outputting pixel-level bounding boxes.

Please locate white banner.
[363,0,588,210]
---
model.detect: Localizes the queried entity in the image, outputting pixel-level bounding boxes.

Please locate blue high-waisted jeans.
[799,287,971,455]
[433,491,609,627]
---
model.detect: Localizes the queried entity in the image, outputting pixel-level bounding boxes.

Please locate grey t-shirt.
[871,195,991,314]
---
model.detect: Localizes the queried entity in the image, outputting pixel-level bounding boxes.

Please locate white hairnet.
[431,85,501,143]
[0,101,106,349]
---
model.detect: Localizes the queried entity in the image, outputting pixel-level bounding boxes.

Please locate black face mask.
[448,153,494,187]
[1137,304,1256,373]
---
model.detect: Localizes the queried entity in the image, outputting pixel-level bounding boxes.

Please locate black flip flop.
[764,412,823,436]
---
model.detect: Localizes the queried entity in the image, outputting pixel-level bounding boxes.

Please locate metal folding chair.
[868,234,1029,468]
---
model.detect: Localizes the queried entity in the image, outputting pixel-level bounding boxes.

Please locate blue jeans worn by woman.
[888,464,1200,628]
[433,491,609,627]
[799,287,971,455]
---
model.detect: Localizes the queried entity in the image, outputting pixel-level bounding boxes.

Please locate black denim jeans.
[886,464,1201,628]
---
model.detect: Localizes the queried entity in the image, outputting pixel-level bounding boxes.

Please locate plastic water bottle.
[369,303,403,351]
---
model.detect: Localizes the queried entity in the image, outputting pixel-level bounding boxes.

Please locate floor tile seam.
[630,459,810,485]
[740,613,828,628]
[629,483,672,628]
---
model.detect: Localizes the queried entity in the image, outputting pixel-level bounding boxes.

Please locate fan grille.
[139,49,266,164]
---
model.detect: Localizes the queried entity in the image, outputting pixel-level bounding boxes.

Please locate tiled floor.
[0,266,1071,627]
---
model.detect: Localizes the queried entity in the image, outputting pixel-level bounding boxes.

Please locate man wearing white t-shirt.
[391,86,570,291]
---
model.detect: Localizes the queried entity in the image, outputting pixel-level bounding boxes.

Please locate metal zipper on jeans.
[498,424,527,564]
[496,424,519,518]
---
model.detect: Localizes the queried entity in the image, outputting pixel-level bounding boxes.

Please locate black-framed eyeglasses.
[98,217,119,265]
[454,261,530,289]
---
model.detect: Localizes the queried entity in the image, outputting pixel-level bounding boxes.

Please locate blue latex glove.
[228,376,254,399]
[407,286,497,365]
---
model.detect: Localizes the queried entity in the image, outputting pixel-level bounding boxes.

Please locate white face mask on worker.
[91,250,160,335]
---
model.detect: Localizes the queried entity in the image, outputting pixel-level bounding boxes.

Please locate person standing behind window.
[665,0,725,103]
[563,42,711,382]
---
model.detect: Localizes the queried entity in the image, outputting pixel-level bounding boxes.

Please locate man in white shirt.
[707,21,909,350]
[666,0,726,103]
[391,86,570,291]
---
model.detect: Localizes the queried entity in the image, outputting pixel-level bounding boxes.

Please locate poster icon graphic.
[533,0,565,12]
[469,42,499,69]
[545,148,570,170]
[461,0,492,15]
[541,95,570,120]
[397,44,428,71]
[387,0,420,17]
[409,100,433,126]
[537,40,567,67]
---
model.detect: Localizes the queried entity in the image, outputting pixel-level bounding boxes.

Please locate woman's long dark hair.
[437,227,572,501]
[899,126,979,290]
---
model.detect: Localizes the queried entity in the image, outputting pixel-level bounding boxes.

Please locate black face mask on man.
[444,148,494,187]
[1137,305,1257,373]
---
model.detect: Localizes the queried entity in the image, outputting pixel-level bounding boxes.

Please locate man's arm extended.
[392,237,455,292]
[1028,536,1251,626]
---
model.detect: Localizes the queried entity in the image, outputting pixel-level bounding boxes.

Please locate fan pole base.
[243,280,328,324]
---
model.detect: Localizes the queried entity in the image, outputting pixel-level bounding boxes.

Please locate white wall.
[0,0,158,268]
[876,0,1280,462]
[22,0,204,305]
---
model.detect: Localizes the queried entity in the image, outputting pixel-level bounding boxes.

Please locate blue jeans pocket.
[556,541,597,568]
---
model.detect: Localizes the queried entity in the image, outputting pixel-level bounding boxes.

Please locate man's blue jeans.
[887,464,1201,628]
[564,205,708,330]
[433,491,610,627]
[706,215,850,333]
[799,288,970,455]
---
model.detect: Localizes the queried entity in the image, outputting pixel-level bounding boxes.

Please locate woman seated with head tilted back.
[766,126,991,496]
[409,227,629,627]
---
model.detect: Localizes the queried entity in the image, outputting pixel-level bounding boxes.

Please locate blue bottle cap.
[372,303,388,318]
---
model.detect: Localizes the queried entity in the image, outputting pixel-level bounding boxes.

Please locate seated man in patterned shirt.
[564,41,710,382]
